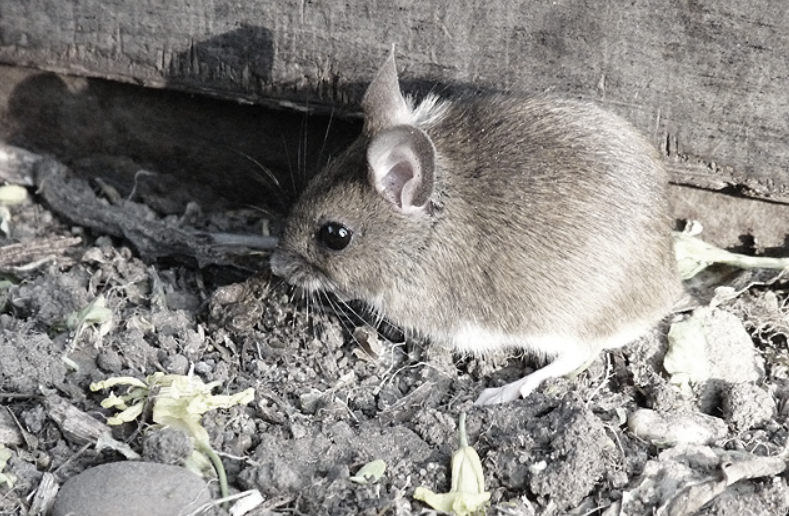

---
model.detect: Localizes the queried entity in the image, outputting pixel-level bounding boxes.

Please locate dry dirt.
[1,95,789,516]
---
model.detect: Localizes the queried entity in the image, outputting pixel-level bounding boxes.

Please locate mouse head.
[270,50,440,301]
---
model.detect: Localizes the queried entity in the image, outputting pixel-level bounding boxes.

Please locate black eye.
[317,222,353,250]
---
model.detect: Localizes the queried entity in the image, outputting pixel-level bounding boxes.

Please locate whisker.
[299,108,309,189]
[333,297,365,325]
[288,286,299,332]
[311,291,327,341]
[225,146,282,191]
[304,291,311,336]
[317,107,335,167]
[195,142,291,214]
[336,297,391,340]
[279,133,298,198]
[324,294,359,346]
[241,204,278,220]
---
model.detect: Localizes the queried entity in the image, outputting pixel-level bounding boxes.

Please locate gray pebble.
[628,408,728,446]
[96,348,123,373]
[722,382,776,431]
[143,429,194,465]
[52,461,212,516]
[164,353,190,375]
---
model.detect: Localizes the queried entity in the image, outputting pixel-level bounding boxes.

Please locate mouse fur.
[270,50,683,405]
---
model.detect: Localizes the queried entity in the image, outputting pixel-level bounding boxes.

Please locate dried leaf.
[414,412,490,515]
[0,184,28,205]
[91,376,148,391]
[91,370,255,503]
[674,229,789,280]
[665,308,711,391]
[229,490,265,516]
[0,443,14,488]
[350,459,386,484]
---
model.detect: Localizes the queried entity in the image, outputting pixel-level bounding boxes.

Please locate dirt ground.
[1,82,789,515]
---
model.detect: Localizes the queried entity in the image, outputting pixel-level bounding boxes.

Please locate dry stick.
[1,142,277,269]
[34,158,276,264]
[0,237,81,269]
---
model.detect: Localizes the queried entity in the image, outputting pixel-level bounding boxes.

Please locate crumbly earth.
[1,152,789,516]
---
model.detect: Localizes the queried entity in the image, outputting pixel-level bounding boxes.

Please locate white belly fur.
[446,320,654,358]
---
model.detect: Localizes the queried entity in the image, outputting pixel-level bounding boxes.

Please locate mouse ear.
[362,47,411,135]
[367,125,436,213]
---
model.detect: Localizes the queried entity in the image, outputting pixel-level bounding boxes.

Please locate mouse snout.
[268,249,330,293]
[269,249,296,278]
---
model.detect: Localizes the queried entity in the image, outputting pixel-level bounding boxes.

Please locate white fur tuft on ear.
[367,125,436,213]
[361,47,412,135]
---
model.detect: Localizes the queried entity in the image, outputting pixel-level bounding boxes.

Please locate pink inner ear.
[367,125,434,212]
[381,161,415,207]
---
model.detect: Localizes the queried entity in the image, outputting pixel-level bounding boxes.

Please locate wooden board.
[1,0,788,203]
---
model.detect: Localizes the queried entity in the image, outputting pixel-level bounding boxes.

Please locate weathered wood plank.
[1,0,788,203]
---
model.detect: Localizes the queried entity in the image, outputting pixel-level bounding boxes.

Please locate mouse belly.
[443,321,655,405]
[445,317,658,355]
[445,322,576,357]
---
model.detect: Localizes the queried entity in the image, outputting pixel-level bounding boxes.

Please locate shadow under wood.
[669,184,789,256]
[1,64,360,216]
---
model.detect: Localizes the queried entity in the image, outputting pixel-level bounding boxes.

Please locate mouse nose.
[269,249,329,293]
[269,249,293,278]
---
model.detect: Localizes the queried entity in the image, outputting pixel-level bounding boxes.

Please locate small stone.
[0,408,25,445]
[628,408,728,446]
[703,309,764,383]
[163,353,189,375]
[96,348,123,373]
[21,404,47,434]
[142,429,193,465]
[52,461,212,516]
[315,320,344,349]
[722,383,776,431]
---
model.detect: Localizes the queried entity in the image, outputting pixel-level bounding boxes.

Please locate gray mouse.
[270,49,683,405]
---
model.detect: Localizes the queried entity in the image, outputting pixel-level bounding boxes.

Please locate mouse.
[270,49,684,405]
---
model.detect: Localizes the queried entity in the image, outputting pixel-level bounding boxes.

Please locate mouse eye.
[317,222,353,251]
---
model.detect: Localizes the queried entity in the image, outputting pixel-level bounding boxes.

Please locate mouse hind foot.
[473,350,596,405]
